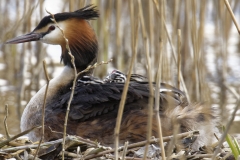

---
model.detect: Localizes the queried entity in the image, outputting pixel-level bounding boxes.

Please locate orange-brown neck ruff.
[61,18,98,73]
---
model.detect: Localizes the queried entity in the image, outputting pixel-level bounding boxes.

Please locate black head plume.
[34,5,99,31]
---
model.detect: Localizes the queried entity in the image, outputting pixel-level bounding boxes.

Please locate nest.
[0,129,235,160]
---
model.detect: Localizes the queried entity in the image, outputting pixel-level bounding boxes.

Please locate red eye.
[49,25,55,31]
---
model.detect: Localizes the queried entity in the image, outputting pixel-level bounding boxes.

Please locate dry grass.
[0,0,240,159]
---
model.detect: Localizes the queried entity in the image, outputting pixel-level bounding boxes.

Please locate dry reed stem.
[4,104,10,139]
[212,84,240,159]
[191,0,200,101]
[122,141,129,160]
[166,126,180,159]
[3,135,99,156]
[166,54,185,158]
[172,0,179,38]
[77,59,112,77]
[11,149,26,157]
[138,1,155,159]
[116,0,122,70]
[0,138,63,152]
[223,0,240,34]
[148,0,154,72]
[152,0,166,159]
[198,0,207,101]
[0,126,41,149]
[33,60,50,160]
[224,83,240,99]
[114,1,138,158]
[177,29,181,89]
[45,9,78,160]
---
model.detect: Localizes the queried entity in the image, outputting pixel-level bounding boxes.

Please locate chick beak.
[5,32,42,44]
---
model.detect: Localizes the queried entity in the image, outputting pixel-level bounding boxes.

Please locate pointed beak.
[5,32,42,44]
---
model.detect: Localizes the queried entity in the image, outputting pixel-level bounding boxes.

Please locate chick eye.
[48,25,55,31]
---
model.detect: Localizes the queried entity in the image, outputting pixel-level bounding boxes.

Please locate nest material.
[0,130,236,160]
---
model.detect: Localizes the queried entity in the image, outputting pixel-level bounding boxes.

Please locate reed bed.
[0,0,240,159]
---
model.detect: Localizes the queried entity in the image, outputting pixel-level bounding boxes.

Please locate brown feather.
[61,18,98,72]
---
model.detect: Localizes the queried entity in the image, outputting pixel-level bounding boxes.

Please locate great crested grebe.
[6,5,218,150]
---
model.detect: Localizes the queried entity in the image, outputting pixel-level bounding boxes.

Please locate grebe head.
[6,5,99,72]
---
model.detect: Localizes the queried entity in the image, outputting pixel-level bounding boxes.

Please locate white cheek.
[40,22,66,45]
[41,29,63,45]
